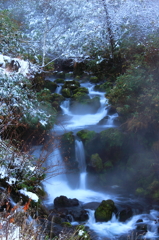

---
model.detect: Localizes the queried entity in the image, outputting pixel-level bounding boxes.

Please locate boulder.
[61,88,71,98]
[54,195,79,208]
[68,207,89,221]
[95,199,116,222]
[44,80,57,92]
[118,206,133,222]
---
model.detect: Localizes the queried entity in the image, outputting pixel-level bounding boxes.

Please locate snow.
[0,54,40,78]
[19,189,39,202]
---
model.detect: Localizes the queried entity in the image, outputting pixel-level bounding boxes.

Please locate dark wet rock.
[68,207,89,221]
[118,206,133,222]
[95,199,116,222]
[136,220,147,235]
[107,106,117,115]
[90,76,99,83]
[54,78,65,84]
[44,79,57,92]
[63,80,80,90]
[54,195,79,208]
[60,132,78,170]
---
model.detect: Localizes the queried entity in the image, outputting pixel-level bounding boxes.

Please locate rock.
[54,196,79,208]
[54,78,65,84]
[44,80,57,92]
[136,219,147,235]
[63,80,80,89]
[90,153,103,173]
[107,106,117,115]
[68,207,89,221]
[60,132,78,170]
[90,76,99,83]
[95,199,116,222]
[61,88,71,98]
[118,206,133,222]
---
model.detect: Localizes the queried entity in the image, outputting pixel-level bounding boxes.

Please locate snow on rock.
[19,189,39,202]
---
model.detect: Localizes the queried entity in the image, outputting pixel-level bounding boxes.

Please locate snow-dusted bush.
[0,138,45,194]
[0,73,56,131]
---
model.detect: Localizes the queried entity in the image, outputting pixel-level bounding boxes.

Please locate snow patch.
[19,189,39,202]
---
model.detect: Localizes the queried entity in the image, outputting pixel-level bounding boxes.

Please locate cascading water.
[54,83,117,133]
[60,99,70,115]
[55,85,62,94]
[44,80,159,239]
[75,139,87,189]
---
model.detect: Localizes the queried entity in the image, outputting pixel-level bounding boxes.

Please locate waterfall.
[75,139,87,189]
[61,99,71,115]
[55,85,62,94]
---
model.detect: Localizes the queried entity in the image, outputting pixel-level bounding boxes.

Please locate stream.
[38,81,159,239]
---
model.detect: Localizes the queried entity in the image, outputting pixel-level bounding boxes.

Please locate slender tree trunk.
[42,19,47,67]
[101,0,115,58]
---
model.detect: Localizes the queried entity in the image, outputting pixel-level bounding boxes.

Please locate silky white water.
[43,81,159,239]
[55,83,117,132]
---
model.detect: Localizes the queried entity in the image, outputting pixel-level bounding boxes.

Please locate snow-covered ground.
[0,54,41,78]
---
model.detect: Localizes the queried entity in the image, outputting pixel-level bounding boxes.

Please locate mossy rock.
[65,72,74,78]
[75,76,81,80]
[63,80,80,89]
[60,132,77,170]
[51,93,65,103]
[72,92,90,103]
[90,153,103,172]
[56,71,65,78]
[95,199,116,222]
[44,80,57,92]
[37,88,52,102]
[104,160,113,169]
[51,94,65,111]
[77,130,96,143]
[54,78,65,84]
[72,87,89,94]
[61,88,71,98]
[90,76,99,83]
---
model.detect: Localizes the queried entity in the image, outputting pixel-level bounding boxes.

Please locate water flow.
[75,139,87,189]
[60,99,71,115]
[86,209,159,239]
[55,85,62,94]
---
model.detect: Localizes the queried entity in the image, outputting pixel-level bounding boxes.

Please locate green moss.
[43,80,57,92]
[37,88,52,102]
[95,199,116,222]
[63,80,80,89]
[72,91,90,103]
[77,130,96,143]
[90,153,103,172]
[54,78,65,84]
[90,76,99,83]
[61,222,72,227]
[100,128,124,147]
[72,87,89,94]
[104,160,113,169]
[61,88,71,98]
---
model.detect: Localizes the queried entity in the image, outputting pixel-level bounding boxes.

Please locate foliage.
[0,139,45,193]
[90,153,103,172]
[100,128,124,147]
[106,38,159,132]
[0,73,56,132]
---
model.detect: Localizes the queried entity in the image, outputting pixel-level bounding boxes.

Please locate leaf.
[23,198,32,212]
